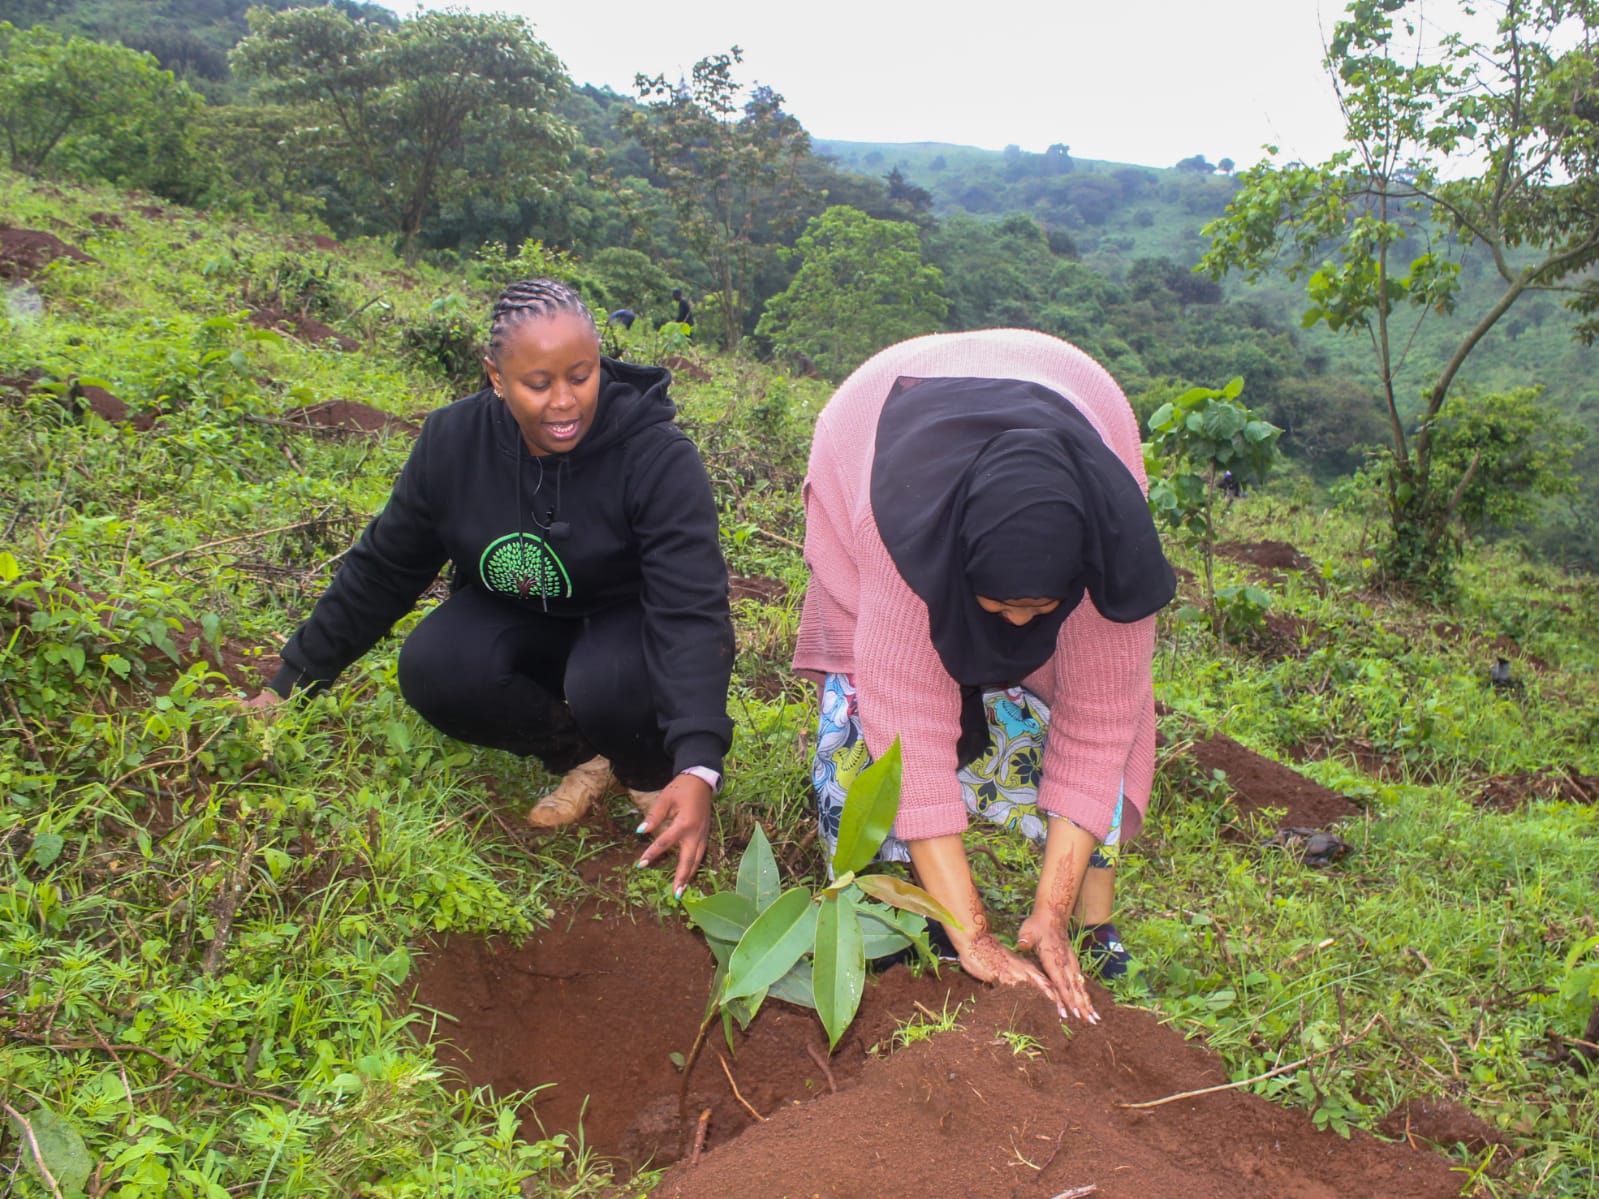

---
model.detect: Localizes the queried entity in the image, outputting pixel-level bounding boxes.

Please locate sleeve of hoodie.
[270,417,449,697]
[626,429,735,775]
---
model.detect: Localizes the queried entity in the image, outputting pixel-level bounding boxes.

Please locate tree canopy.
[231,7,574,256]
[1202,0,1599,586]
[755,205,947,379]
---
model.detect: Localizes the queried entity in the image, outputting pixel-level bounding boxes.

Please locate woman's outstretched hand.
[957,929,1075,1021]
[636,772,714,897]
[1017,911,1098,1025]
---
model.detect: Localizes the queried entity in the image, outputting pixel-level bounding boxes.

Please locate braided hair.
[485,278,598,364]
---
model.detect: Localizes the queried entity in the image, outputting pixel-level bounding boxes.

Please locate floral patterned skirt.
[812,673,1121,868]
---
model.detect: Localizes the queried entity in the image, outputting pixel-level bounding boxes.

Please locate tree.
[1202,0,1599,589]
[231,7,574,257]
[755,206,947,379]
[626,50,812,351]
[1429,386,1581,535]
[0,22,203,186]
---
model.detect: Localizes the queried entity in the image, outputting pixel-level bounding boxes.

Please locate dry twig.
[1119,1013,1382,1110]
[1048,1187,1098,1199]
[804,1040,837,1093]
[717,1053,767,1122]
[688,1108,712,1166]
[0,1100,67,1199]
[145,512,335,568]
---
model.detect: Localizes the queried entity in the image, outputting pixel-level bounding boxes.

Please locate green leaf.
[857,905,921,960]
[723,887,818,1002]
[831,736,902,876]
[735,823,780,912]
[855,873,963,931]
[28,832,64,869]
[12,1103,92,1198]
[813,892,866,1050]
[684,891,756,944]
[766,958,817,1009]
[0,551,19,582]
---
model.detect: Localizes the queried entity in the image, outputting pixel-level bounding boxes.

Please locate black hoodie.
[270,358,734,775]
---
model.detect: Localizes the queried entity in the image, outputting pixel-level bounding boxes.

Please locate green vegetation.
[755,205,947,379]
[1201,0,1599,590]
[2,0,1598,1190]
[1,168,1595,1196]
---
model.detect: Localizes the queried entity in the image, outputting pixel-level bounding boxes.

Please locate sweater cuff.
[892,799,970,843]
[670,733,726,778]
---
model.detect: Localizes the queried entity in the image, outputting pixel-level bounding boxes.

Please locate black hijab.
[870,376,1176,765]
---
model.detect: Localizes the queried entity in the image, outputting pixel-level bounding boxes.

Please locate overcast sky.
[424,0,1371,170]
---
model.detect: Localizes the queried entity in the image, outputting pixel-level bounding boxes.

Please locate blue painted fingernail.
[635,821,648,835]
[637,857,649,868]
[674,886,685,901]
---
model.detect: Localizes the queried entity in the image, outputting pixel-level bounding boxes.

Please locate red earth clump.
[1189,732,1361,828]
[1216,540,1313,573]
[0,226,96,280]
[279,399,418,436]
[411,871,1465,1198]
[248,307,360,352]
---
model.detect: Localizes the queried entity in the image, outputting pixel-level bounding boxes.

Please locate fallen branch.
[718,1053,767,1122]
[751,526,802,551]
[145,511,336,568]
[688,1108,711,1166]
[202,830,258,976]
[1118,1013,1382,1110]
[0,1100,66,1199]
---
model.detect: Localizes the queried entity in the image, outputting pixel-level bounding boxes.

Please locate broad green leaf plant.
[682,739,958,1057]
[1145,376,1281,643]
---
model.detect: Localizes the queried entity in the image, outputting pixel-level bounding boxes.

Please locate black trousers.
[397,587,674,790]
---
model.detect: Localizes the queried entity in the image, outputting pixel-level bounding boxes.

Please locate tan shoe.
[626,787,660,816]
[526,756,616,828]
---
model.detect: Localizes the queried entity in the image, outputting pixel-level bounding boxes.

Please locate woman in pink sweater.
[794,329,1174,1023]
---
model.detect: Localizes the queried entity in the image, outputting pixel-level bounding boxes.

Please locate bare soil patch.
[1471,766,1599,813]
[729,574,788,605]
[1190,732,1361,828]
[662,354,712,382]
[1216,539,1313,572]
[411,859,1462,1198]
[248,307,359,352]
[0,226,96,280]
[278,399,418,436]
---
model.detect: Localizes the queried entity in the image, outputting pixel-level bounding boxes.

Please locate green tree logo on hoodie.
[480,533,572,600]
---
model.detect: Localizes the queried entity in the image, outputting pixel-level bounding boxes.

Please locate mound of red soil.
[411,890,1461,1198]
[662,354,712,382]
[1191,733,1360,828]
[248,308,359,352]
[279,399,417,435]
[730,574,788,605]
[1217,539,1313,574]
[1472,767,1599,812]
[1378,1096,1512,1158]
[0,226,96,280]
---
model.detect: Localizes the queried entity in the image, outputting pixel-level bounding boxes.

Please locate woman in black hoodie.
[248,279,734,894]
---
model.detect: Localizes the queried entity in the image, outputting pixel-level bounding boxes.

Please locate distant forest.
[4,0,1596,568]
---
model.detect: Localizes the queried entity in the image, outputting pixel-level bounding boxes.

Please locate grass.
[2,168,1597,1197]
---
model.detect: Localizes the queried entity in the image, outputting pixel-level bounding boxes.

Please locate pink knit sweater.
[794,330,1158,845]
